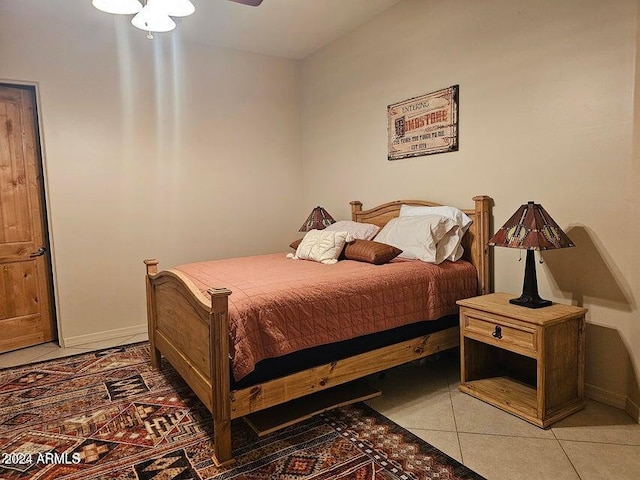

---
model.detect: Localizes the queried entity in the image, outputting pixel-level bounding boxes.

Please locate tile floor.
[365,354,640,480]
[1,341,638,480]
[0,333,149,369]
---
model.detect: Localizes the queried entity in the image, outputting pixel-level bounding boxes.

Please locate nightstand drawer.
[462,310,537,354]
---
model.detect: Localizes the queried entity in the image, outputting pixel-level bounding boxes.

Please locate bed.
[144,195,492,466]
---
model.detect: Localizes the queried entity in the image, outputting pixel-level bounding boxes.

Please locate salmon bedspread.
[174,253,477,381]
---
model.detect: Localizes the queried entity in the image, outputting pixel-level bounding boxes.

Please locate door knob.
[30,246,47,258]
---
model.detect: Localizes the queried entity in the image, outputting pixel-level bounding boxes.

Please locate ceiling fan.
[93,0,265,38]
[229,0,264,5]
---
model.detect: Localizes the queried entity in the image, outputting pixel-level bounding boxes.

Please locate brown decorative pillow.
[343,239,402,265]
[290,238,303,250]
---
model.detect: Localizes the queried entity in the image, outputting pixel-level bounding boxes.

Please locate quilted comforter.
[175,253,477,381]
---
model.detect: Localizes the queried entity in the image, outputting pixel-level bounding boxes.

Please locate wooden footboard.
[144,260,234,466]
[144,194,493,467]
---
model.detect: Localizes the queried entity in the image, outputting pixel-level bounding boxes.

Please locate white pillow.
[374,215,457,264]
[400,205,473,262]
[286,230,349,265]
[324,220,380,241]
[400,205,472,229]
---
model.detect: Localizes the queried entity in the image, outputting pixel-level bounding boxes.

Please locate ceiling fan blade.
[229,0,264,6]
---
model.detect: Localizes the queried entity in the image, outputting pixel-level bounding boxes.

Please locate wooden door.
[0,84,55,352]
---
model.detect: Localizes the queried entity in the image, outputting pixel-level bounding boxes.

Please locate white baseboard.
[585,383,640,423]
[626,397,640,423]
[585,383,627,409]
[62,325,147,348]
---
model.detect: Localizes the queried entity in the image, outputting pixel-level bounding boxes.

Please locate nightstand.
[457,293,587,428]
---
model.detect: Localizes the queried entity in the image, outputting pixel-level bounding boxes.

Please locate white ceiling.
[0,0,402,60]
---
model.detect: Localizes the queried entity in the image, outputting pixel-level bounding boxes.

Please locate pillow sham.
[373,215,457,264]
[399,205,473,262]
[289,238,302,250]
[286,229,349,265]
[399,204,472,229]
[437,229,465,262]
[324,220,380,241]
[343,239,402,265]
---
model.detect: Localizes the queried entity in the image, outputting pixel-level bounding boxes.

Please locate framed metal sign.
[387,85,459,160]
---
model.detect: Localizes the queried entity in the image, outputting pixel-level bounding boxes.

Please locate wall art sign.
[387,85,459,160]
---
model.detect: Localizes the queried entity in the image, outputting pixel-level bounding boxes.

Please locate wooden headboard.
[350,196,492,296]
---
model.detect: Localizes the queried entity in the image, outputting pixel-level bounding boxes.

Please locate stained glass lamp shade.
[299,207,335,232]
[488,201,575,308]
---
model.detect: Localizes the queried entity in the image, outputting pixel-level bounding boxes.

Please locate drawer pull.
[492,325,502,339]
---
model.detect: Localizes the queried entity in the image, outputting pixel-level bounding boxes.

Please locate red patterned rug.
[0,343,484,479]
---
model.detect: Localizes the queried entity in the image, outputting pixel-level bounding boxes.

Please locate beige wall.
[1,0,638,419]
[0,11,302,345]
[301,0,639,417]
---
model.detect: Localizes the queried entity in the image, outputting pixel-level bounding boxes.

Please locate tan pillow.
[286,230,350,265]
[290,238,302,250]
[324,220,380,240]
[343,240,402,265]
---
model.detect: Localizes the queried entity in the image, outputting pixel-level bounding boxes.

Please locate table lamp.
[299,206,335,232]
[488,201,574,308]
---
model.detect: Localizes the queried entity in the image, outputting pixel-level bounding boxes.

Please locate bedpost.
[144,259,161,368]
[472,196,492,295]
[350,201,362,221]
[208,287,234,467]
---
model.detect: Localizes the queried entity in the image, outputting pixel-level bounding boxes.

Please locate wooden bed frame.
[144,195,492,466]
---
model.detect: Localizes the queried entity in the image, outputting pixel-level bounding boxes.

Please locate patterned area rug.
[0,343,484,479]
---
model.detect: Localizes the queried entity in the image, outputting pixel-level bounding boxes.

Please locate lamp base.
[510,249,553,308]
[509,295,552,309]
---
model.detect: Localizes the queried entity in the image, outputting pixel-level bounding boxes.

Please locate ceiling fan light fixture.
[131,2,176,33]
[96,0,263,38]
[92,0,143,15]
